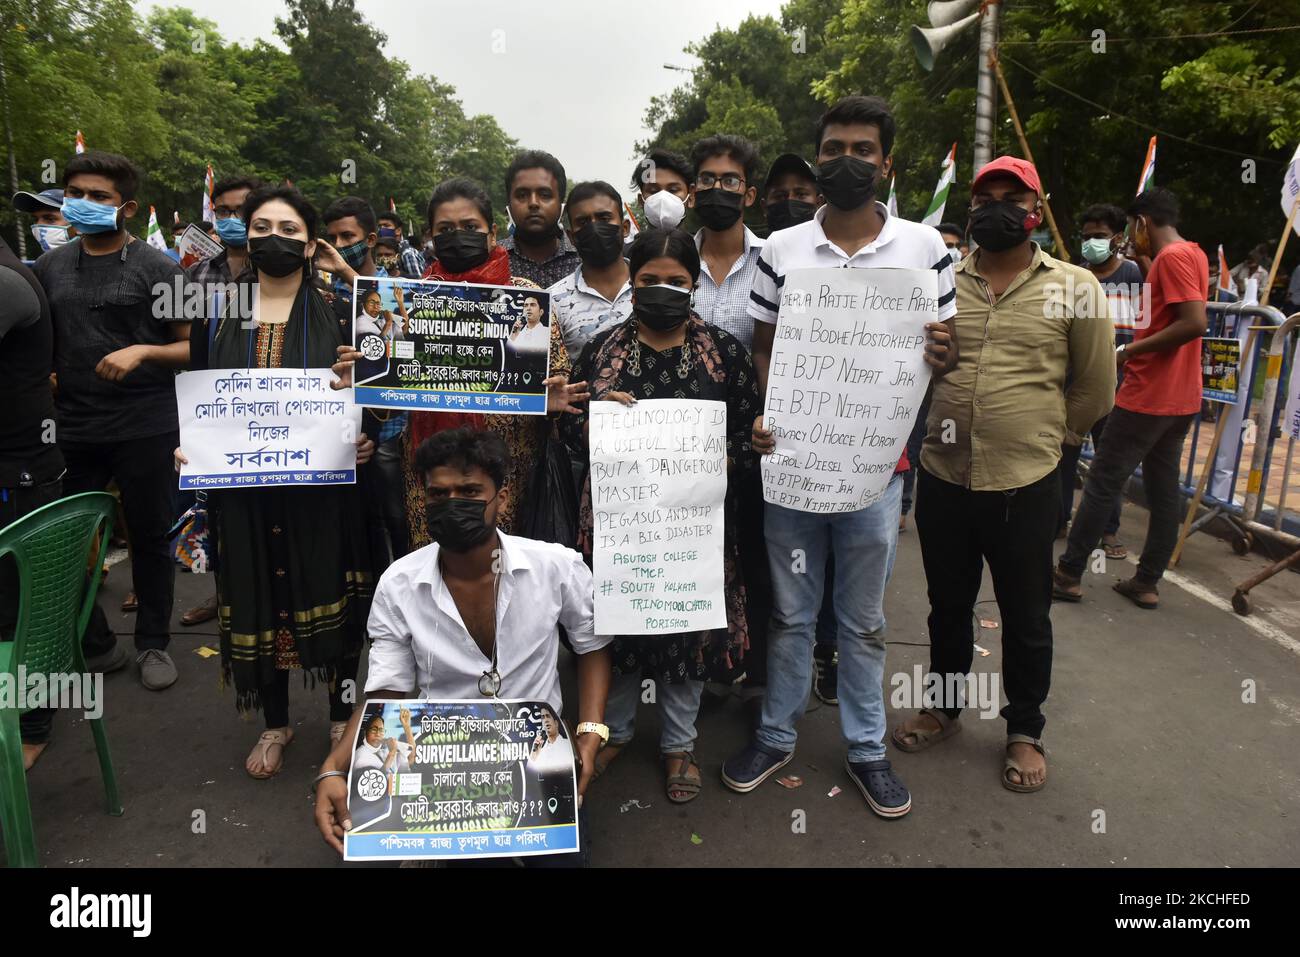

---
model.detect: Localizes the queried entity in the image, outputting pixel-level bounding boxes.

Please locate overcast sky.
[136,0,788,190]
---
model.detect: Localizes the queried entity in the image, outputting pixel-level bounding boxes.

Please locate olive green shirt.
[921,244,1116,491]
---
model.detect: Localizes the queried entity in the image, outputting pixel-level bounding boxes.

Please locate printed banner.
[176,223,222,270]
[351,276,550,414]
[175,368,360,489]
[589,399,727,635]
[762,267,935,513]
[1284,337,1300,442]
[344,699,579,861]
[1202,337,1242,404]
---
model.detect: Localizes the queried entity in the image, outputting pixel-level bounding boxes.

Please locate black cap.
[762,154,816,195]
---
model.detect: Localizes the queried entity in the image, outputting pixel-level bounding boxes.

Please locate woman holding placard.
[562,227,759,803]
[180,185,378,780]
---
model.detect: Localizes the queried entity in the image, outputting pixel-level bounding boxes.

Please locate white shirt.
[693,226,765,350]
[512,320,551,353]
[548,266,634,358]
[364,532,610,712]
[529,734,574,775]
[748,202,957,326]
[352,739,411,773]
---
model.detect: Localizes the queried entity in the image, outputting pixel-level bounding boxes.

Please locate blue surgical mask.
[214,216,248,246]
[31,224,70,251]
[1081,237,1113,265]
[61,197,124,234]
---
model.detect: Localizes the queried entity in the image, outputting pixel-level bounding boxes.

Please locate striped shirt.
[747,203,957,327]
[694,226,765,350]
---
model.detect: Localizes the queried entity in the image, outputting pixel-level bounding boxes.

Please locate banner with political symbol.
[350,276,551,415]
[344,699,579,862]
[761,267,936,513]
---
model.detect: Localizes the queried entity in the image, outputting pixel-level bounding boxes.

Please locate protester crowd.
[3,91,1233,865]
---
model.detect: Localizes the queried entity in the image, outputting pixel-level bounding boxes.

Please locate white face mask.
[31,224,70,252]
[643,190,686,230]
[947,246,961,264]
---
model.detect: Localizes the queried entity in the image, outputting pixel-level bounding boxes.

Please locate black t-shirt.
[33,237,186,444]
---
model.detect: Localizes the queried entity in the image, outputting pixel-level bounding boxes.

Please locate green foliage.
[639,0,1300,260]
[0,0,518,249]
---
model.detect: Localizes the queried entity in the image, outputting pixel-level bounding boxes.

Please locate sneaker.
[844,757,912,819]
[721,740,792,793]
[813,646,838,705]
[84,644,129,674]
[136,649,178,691]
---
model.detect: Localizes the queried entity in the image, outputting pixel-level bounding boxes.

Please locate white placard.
[177,223,223,270]
[1284,337,1300,442]
[589,399,727,635]
[761,267,936,513]
[1281,142,1300,238]
[176,368,361,489]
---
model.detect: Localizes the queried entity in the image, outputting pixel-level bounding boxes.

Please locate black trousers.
[915,468,1057,739]
[62,431,178,651]
[1057,413,1122,536]
[259,654,360,729]
[1059,407,1195,586]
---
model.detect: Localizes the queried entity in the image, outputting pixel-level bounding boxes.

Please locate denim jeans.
[756,474,902,763]
[604,669,704,753]
[1059,407,1195,586]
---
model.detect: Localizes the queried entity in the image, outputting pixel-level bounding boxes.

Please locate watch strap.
[575,721,609,746]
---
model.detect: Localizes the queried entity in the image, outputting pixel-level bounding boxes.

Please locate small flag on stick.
[922,143,957,227]
[1136,136,1157,195]
[74,130,86,154]
[146,206,169,251]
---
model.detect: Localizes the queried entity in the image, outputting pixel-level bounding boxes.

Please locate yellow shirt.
[921,244,1116,491]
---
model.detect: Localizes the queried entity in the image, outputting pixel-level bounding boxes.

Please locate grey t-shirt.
[33,238,186,444]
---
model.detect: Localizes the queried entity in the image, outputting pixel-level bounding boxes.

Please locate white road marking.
[1126,556,1300,656]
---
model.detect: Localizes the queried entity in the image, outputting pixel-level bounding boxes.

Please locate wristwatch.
[1116,343,1128,357]
[575,722,610,747]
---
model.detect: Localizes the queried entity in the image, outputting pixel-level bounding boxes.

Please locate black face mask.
[815,155,878,211]
[969,200,1033,252]
[248,234,308,278]
[573,221,625,268]
[693,188,744,231]
[766,199,817,233]
[433,229,490,273]
[633,284,691,332]
[425,495,496,553]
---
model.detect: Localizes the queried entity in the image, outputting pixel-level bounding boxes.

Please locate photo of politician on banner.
[344,699,580,862]
[762,268,937,513]
[350,276,551,415]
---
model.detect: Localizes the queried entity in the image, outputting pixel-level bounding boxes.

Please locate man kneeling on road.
[313,428,612,866]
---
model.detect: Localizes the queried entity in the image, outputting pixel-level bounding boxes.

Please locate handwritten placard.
[762,267,935,513]
[589,399,727,635]
[175,368,360,489]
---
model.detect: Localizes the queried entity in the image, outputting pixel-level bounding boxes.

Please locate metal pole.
[973,1,1001,173]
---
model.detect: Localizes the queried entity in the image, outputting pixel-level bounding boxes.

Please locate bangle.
[311,769,347,797]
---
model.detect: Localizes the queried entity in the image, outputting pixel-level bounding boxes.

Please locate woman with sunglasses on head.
[561,226,759,803]
[180,184,378,780]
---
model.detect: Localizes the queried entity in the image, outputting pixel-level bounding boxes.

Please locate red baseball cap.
[971,156,1042,198]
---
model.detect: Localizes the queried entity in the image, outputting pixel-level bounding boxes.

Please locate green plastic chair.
[0,491,123,868]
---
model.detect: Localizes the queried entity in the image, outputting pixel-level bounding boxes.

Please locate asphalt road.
[9,503,1300,868]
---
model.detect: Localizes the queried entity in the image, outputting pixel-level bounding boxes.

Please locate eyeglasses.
[696,172,746,192]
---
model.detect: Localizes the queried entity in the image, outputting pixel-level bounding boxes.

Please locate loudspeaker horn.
[910,11,981,72]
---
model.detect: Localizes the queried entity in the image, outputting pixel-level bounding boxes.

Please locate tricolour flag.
[389,197,397,214]
[74,130,86,154]
[1136,136,1157,195]
[922,143,957,227]
[146,206,169,251]
[201,165,214,223]
[623,201,641,238]
[887,174,898,219]
[1217,245,1233,296]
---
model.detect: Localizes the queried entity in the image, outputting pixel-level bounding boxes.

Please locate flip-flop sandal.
[664,751,702,803]
[1103,540,1128,560]
[891,707,962,753]
[1113,577,1158,610]
[120,591,138,613]
[1051,569,1082,603]
[1002,734,1047,793]
[247,727,294,779]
